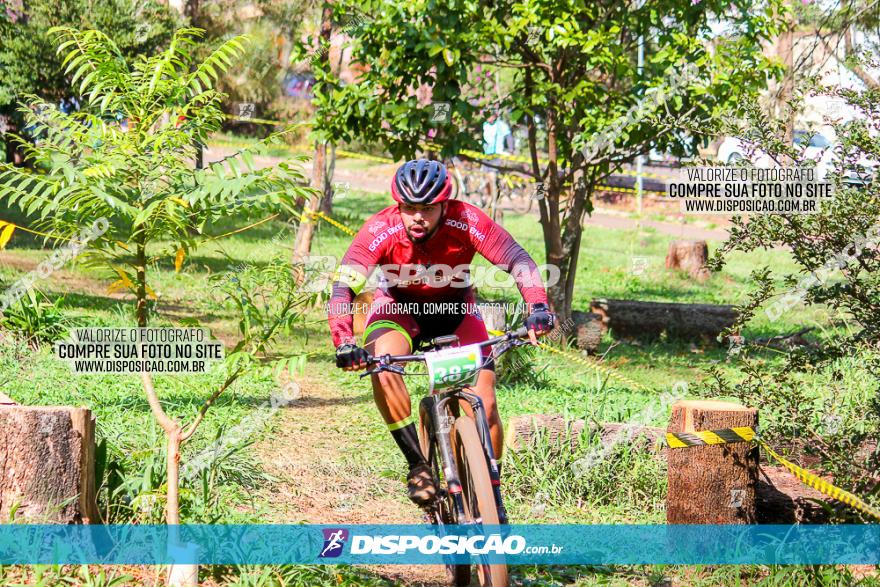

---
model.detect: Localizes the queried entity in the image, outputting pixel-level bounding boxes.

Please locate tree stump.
[478,303,507,333]
[352,289,375,336]
[571,311,603,353]
[665,240,711,281]
[666,400,758,524]
[0,406,99,523]
[590,298,737,343]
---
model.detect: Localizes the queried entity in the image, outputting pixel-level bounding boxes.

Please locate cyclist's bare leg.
[460,369,503,461]
[364,327,412,425]
[364,327,436,504]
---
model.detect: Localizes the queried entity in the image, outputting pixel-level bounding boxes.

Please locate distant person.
[482,110,514,158]
[481,110,515,205]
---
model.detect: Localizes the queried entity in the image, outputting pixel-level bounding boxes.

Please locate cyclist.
[329,158,555,505]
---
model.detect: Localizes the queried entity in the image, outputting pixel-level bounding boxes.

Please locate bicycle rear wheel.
[446,158,464,200]
[453,417,509,587]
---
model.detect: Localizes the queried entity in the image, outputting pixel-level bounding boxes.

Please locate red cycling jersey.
[327,200,549,347]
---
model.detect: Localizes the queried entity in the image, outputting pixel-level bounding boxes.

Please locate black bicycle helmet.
[391,159,452,204]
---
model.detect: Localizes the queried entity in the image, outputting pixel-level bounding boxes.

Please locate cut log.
[665,240,711,281]
[571,311,602,353]
[0,406,99,523]
[351,289,375,336]
[505,415,586,451]
[478,303,507,333]
[666,400,758,524]
[505,414,664,453]
[590,298,737,343]
[756,465,830,523]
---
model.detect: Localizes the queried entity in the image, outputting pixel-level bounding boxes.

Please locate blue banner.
[0,524,878,565]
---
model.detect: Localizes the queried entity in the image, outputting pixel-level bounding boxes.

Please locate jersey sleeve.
[466,204,549,308]
[327,216,386,347]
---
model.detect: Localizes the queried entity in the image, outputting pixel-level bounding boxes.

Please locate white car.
[716,131,874,185]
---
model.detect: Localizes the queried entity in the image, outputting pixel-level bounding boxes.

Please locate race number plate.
[424,343,483,393]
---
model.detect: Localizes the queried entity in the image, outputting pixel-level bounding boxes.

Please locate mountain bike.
[363,326,532,587]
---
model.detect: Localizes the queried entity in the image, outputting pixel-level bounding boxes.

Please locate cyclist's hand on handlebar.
[335,342,371,371]
[524,302,556,345]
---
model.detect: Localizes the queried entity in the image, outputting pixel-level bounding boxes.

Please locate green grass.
[0,178,875,584]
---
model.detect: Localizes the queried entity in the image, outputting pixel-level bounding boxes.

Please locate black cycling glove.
[524,302,556,334]
[335,342,371,369]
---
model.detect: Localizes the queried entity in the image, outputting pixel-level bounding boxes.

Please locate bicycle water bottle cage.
[429,334,459,350]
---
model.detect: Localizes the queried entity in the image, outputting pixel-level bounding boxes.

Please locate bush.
[705,80,880,521]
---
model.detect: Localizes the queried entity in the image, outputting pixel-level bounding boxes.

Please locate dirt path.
[253,369,450,586]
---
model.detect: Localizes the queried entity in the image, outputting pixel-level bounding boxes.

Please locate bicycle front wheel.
[419,401,471,586]
[453,416,509,587]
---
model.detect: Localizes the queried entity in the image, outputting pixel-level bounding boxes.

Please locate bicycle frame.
[364,327,529,524]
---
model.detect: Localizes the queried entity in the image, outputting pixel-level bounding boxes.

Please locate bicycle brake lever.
[359,364,405,378]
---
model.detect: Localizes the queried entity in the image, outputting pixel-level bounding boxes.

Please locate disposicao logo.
[349,534,527,555]
[319,529,349,558]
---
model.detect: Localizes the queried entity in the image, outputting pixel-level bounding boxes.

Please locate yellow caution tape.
[537,342,654,393]
[597,184,667,197]
[226,115,286,126]
[758,439,880,522]
[335,149,398,165]
[665,426,756,448]
[208,138,673,201]
[616,168,676,180]
[486,329,652,394]
[308,210,357,236]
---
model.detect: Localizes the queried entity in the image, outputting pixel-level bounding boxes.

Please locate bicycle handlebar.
[361,326,532,377]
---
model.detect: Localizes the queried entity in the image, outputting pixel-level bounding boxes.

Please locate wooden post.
[0,406,99,523]
[666,400,758,524]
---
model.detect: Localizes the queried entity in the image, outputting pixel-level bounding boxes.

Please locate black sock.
[389,419,425,468]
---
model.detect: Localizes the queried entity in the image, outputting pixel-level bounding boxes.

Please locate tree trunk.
[136,241,148,328]
[293,3,334,263]
[0,406,99,523]
[319,144,337,216]
[777,0,795,146]
[666,400,758,524]
[3,119,27,167]
[665,240,710,281]
[590,298,737,343]
[165,430,198,587]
